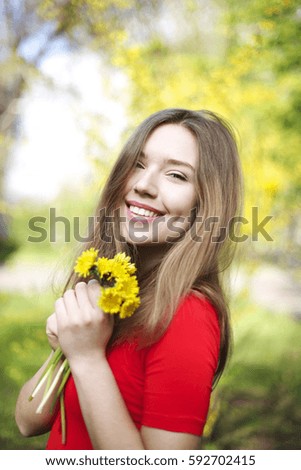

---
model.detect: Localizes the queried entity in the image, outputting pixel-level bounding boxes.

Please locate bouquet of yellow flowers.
[29,249,140,443]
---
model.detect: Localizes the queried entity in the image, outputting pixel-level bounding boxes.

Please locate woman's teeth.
[129,205,158,218]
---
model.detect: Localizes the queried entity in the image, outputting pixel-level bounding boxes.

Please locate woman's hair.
[64,108,243,385]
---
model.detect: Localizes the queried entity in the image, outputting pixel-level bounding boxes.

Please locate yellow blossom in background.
[259,20,275,31]
[74,248,99,278]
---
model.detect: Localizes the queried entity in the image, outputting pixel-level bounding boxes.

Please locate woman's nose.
[133,170,158,197]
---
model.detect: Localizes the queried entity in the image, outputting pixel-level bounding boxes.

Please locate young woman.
[15,108,243,450]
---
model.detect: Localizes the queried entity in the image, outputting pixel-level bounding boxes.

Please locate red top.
[46,293,220,449]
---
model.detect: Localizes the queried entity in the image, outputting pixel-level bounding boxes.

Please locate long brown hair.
[64,108,243,384]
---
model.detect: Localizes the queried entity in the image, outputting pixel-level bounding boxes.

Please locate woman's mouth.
[126,203,164,222]
[129,205,158,218]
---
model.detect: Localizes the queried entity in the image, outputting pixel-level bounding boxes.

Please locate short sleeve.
[141,293,220,435]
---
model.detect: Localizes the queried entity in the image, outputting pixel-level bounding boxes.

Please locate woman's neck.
[136,243,170,277]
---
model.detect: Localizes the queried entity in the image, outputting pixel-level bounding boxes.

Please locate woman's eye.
[136,161,145,169]
[169,172,187,181]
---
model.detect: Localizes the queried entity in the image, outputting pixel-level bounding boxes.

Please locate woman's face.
[119,123,198,246]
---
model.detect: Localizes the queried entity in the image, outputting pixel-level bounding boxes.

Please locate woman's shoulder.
[154,290,220,346]
[175,290,218,323]
[146,290,220,365]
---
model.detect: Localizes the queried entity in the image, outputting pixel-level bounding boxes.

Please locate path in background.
[1,261,301,318]
[0,261,66,294]
[248,265,301,319]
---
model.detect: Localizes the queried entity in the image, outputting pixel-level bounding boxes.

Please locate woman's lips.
[127,204,163,223]
[126,200,164,223]
[126,200,164,216]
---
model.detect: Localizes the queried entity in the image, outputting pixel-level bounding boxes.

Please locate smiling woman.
[120,124,198,246]
[15,108,243,450]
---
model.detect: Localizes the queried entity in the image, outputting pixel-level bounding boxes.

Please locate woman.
[15,108,243,450]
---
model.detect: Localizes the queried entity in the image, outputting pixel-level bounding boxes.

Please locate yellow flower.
[113,252,137,275]
[99,288,123,314]
[74,248,99,277]
[115,274,139,296]
[98,272,140,317]
[119,297,141,319]
[109,261,128,280]
[95,253,137,280]
[31,248,140,449]
[75,249,140,318]
[95,257,114,279]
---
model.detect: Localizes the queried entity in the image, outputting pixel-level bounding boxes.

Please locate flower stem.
[29,348,64,401]
[60,391,66,445]
[55,365,71,400]
[50,363,71,414]
[36,358,68,414]
[29,366,52,401]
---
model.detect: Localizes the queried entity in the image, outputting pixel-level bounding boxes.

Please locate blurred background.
[0,0,301,450]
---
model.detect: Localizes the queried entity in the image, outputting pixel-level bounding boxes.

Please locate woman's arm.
[69,352,200,450]
[69,353,144,449]
[15,351,62,437]
[15,313,63,437]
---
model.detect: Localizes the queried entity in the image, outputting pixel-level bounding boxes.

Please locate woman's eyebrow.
[164,158,195,172]
[140,151,195,172]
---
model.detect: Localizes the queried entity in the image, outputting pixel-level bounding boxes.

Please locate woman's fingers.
[46,313,59,350]
[74,281,96,316]
[87,280,102,310]
[52,281,114,360]
[46,313,57,335]
[62,289,80,320]
[54,282,101,326]
[54,297,69,330]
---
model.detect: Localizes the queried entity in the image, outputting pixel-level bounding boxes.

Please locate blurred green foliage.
[8,186,99,264]
[203,295,301,449]
[0,237,18,264]
[0,291,54,449]
[2,0,300,262]
[111,0,301,265]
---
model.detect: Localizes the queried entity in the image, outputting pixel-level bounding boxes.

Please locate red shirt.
[46,293,220,449]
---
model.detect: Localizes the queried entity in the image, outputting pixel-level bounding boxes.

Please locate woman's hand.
[46,313,59,351]
[54,280,114,364]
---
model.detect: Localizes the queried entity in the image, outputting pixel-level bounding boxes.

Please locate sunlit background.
[0,0,300,450]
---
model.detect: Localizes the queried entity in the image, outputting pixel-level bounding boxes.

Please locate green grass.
[7,187,99,267]
[1,290,300,449]
[0,291,55,449]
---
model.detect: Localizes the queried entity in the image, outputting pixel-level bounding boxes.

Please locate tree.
[112,0,301,264]
[0,0,160,260]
